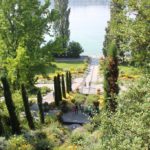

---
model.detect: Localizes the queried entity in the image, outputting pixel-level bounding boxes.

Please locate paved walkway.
[35,56,103,103]
[79,57,103,94]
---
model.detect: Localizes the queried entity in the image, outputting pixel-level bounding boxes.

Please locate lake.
[43,0,110,56]
[69,0,110,56]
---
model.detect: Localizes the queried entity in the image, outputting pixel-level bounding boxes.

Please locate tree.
[1,77,21,134]
[0,0,57,89]
[21,84,35,130]
[104,41,119,112]
[0,115,4,136]
[103,0,150,66]
[68,71,72,92]
[66,71,69,93]
[67,41,84,58]
[54,0,70,49]
[57,74,62,102]
[103,0,125,57]
[54,76,59,106]
[61,74,66,98]
[37,90,45,124]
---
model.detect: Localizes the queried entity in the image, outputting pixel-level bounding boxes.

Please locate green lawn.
[37,60,87,79]
[119,65,141,76]
[52,61,86,72]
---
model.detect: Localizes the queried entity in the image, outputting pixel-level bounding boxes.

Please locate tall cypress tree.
[1,77,21,134]
[57,74,62,102]
[0,115,4,136]
[61,74,66,98]
[66,71,69,93]
[21,84,35,130]
[37,90,45,124]
[68,71,72,92]
[54,0,70,49]
[104,41,119,112]
[54,76,59,106]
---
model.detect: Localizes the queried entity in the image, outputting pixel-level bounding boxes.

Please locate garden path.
[35,56,103,103]
[80,57,103,94]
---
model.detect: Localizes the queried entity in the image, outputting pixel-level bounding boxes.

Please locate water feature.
[43,0,110,56]
[69,0,110,56]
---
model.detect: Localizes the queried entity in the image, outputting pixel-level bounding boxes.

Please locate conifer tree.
[57,74,62,102]
[37,90,45,124]
[0,115,4,136]
[68,71,72,92]
[54,0,70,49]
[66,71,69,93]
[104,41,119,112]
[21,84,35,130]
[61,74,66,98]
[1,77,21,134]
[54,76,59,106]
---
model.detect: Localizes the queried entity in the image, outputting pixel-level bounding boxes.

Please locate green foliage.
[66,71,69,93]
[86,95,99,105]
[73,76,150,150]
[54,0,70,49]
[0,137,7,150]
[0,0,57,88]
[6,135,33,150]
[65,71,72,93]
[40,87,51,96]
[0,115,4,136]
[37,90,45,124]
[61,74,66,98]
[67,41,84,58]
[70,129,89,146]
[21,84,35,130]
[1,77,21,134]
[103,0,150,66]
[54,76,59,106]
[104,41,119,112]
[34,138,53,150]
[73,94,86,104]
[68,71,72,92]
[54,74,62,106]
[57,74,62,102]
[12,91,24,113]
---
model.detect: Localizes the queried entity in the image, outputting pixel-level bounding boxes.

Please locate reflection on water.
[69,0,110,56]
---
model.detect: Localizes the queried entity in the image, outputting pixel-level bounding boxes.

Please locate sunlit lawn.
[37,61,87,80]
[119,65,141,76]
[51,61,85,72]
[119,65,142,83]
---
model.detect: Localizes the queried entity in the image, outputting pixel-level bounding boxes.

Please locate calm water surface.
[69,1,110,56]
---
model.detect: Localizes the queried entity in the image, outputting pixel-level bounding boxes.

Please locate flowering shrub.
[6,135,33,150]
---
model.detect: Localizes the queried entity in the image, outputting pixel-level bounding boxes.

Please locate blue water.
[43,0,110,56]
[69,1,110,56]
